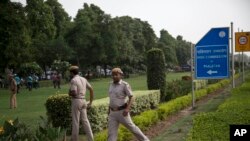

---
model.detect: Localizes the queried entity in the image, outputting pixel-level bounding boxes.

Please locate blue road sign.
[195,27,230,79]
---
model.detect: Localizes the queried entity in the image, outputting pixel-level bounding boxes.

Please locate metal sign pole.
[242,52,245,82]
[231,22,235,88]
[191,43,195,109]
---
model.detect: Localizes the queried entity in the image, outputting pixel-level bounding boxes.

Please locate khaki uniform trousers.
[71,99,93,141]
[10,92,17,109]
[108,110,149,141]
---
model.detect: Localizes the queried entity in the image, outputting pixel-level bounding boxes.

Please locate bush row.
[45,90,160,133]
[187,74,250,141]
[94,78,231,140]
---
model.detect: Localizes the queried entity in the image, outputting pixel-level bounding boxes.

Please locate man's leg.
[119,112,149,141]
[10,93,13,109]
[13,94,17,108]
[80,107,93,141]
[71,100,80,141]
[108,111,120,141]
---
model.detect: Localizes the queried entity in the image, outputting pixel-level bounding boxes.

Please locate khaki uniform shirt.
[10,78,17,94]
[70,75,91,99]
[109,80,133,108]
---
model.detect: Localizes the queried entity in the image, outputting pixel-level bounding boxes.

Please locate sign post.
[231,22,235,88]
[190,44,195,109]
[195,27,230,79]
[235,31,250,83]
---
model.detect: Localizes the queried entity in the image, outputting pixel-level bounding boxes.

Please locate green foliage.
[19,62,43,76]
[35,116,66,141]
[157,30,178,67]
[45,0,71,38]
[45,94,71,129]
[26,0,56,40]
[165,80,192,100]
[187,75,250,141]
[147,48,167,102]
[176,36,191,66]
[45,90,160,133]
[0,117,66,141]
[0,1,32,69]
[0,118,34,140]
[194,80,207,90]
[51,60,71,78]
[206,83,222,94]
[157,95,191,120]
[130,90,160,115]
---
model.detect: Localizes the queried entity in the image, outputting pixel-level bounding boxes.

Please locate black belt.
[110,103,127,111]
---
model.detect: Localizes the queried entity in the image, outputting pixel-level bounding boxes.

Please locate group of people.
[6,66,149,140]
[68,66,149,141]
[14,74,40,92]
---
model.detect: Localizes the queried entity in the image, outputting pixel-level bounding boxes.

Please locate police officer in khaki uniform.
[9,74,17,109]
[108,68,149,141]
[68,66,94,141]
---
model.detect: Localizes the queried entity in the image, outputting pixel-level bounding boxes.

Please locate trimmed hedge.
[187,75,250,141]
[94,78,231,140]
[45,90,160,133]
[147,48,167,101]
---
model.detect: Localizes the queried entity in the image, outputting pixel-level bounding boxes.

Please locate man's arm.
[123,96,133,116]
[88,87,94,106]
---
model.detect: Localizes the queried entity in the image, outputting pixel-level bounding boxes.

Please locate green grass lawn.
[0,72,189,128]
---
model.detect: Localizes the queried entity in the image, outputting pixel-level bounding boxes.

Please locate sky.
[12,0,250,44]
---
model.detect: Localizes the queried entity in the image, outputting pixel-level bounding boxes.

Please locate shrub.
[206,83,222,94]
[194,80,207,90]
[45,94,71,129]
[0,117,65,141]
[146,48,167,102]
[166,80,191,100]
[187,74,250,141]
[45,90,160,133]
[157,95,192,120]
[0,118,34,141]
[35,116,66,141]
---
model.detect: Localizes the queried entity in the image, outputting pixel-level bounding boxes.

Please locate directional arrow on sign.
[207,70,218,75]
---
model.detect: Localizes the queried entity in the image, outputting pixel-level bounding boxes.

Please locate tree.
[19,62,43,76]
[26,0,56,41]
[65,4,93,67]
[65,3,118,75]
[45,0,71,38]
[157,30,178,67]
[33,37,72,78]
[0,0,32,72]
[176,35,191,66]
[111,16,157,73]
[51,60,70,78]
[147,48,167,102]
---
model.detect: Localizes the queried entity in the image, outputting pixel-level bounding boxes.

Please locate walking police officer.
[68,66,94,141]
[108,68,149,141]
